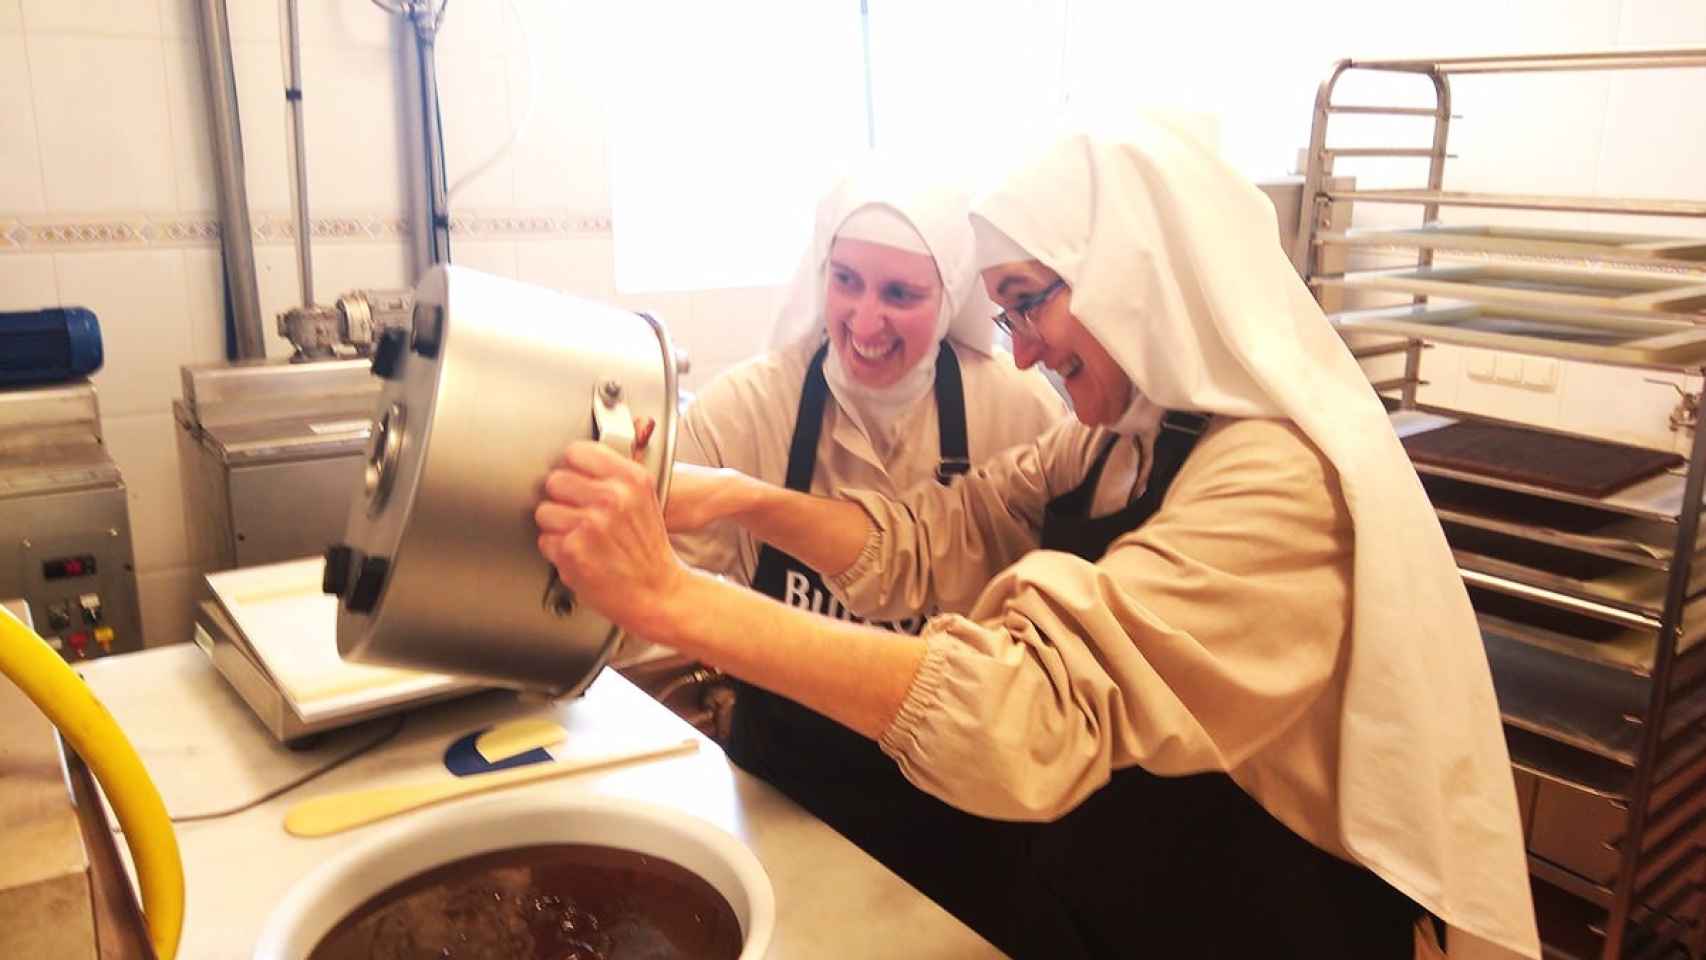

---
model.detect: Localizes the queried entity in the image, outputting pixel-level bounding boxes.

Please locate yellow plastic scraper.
[475,717,569,764]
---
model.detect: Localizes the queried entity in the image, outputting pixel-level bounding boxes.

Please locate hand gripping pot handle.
[542,378,644,617]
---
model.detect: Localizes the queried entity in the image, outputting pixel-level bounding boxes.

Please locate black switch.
[371,327,408,380]
[411,303,443,359]
[345,555,391,614]
[322,544,357,597]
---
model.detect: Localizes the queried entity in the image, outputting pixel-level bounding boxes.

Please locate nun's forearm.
[647,569,923,740]
[729,478,875,580]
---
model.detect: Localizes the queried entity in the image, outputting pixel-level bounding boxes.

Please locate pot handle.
[592,378,635,458]
[542,380,640,620]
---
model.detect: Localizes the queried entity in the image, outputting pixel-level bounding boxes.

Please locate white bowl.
[254,794,775,959]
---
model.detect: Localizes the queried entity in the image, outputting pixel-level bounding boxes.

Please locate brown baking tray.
[1403,420,1683,498]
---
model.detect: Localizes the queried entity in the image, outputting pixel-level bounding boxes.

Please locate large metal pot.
[324,265,679,695]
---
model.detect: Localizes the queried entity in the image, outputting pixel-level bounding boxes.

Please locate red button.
[65,560,84,575]
[67,632,88,650]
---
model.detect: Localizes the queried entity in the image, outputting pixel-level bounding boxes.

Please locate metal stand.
[1296,47,1706,959]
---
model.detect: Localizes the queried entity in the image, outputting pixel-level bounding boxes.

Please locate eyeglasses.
[991,279,1066,342]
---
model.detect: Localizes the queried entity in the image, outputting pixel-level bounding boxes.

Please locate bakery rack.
[1294,47,1706,959]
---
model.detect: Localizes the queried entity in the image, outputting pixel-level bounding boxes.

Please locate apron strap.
[783,343,834,493]
[933,342,972,485]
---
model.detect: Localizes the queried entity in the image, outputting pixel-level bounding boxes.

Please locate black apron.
[729,342,1044,956]
[1018,413,1418,959]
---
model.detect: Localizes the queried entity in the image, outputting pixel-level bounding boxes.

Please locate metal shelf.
[1303,47,1706,960]
[1488,632,1647,766]
[1476,599,1706,684]
[1323,264,1706,318]
[1457,555,1667,627]
[1347,47,1706,76]
[1319,226,1706,275]
[1534,852,1616,909]
[1507,726,1633,802]
[1425,471,1694,573]
[1325,187,1706,219]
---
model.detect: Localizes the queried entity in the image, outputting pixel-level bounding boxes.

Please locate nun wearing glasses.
[538,125,1540,959]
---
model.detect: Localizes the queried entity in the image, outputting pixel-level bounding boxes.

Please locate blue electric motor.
[0,307,104,386]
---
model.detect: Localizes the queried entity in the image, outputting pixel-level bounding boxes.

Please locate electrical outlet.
[1522,359,1559,391]
[1467,351,1496,381]
[1494,355,1523,385]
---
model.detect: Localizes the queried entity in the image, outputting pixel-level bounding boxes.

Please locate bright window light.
[608,1,870,293]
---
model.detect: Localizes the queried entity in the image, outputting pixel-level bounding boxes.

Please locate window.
[608,1,870,293]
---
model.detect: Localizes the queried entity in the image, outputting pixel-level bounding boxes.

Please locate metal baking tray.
[1338,302,1706,369]
[1392,411,1693,523]
[1323,224,1706,272]
[1323,263,1706,316]
[1424,473,1703,571]
[1469,585,1706,680]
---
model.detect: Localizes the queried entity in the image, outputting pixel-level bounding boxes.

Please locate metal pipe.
[192,0,266,360]
[398,7,452,271]
[283,0,314,307]
[417,20,452,266]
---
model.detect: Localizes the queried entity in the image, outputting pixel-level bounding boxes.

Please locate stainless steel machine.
[174,359,377,575]
[0,381,143,660]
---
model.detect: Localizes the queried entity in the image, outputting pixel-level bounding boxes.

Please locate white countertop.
[78,645,1000,959]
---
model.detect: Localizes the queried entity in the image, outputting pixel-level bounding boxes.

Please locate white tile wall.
[230,37,292,210]
[137,566,199,648]
[298,42,406,217]
[0,254,58,307]
[433,0,512,59]
[103,412,191,570]
[683,287,784,388]
[515,236,617,299]
[508,28,611,212]
[53,250,192,418]
[0,0,22,32]
[436,51,517,210]
[20,0,162,36]
[0,36,46,212]
[27,34,177,212]
[181,246,230,364]
[309,241,411,298]
[296,0,392,50]
[253,243,305,358]
[1598,1,1706,210]
[451,240,519,280]
[162,38,218,212]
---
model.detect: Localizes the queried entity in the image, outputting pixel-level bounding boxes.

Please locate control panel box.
[0,486,142,660]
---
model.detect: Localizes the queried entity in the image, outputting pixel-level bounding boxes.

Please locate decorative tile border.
[0,209,612,253]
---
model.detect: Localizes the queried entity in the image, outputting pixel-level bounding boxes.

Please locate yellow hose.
[0,605,183,959]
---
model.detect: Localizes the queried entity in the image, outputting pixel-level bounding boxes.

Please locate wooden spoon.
[283,738,699,838]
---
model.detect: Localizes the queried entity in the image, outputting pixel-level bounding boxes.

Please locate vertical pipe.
[193,0,266,360]
[283,0,315,307]
[395,3,450,274]
[415,16,453,266]
[396,14,433,280]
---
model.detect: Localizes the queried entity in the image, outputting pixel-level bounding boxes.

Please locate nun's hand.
[664,462,756,534]
[536,441,686,636]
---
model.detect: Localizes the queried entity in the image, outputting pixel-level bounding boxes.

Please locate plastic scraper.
[474,717,569,764]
